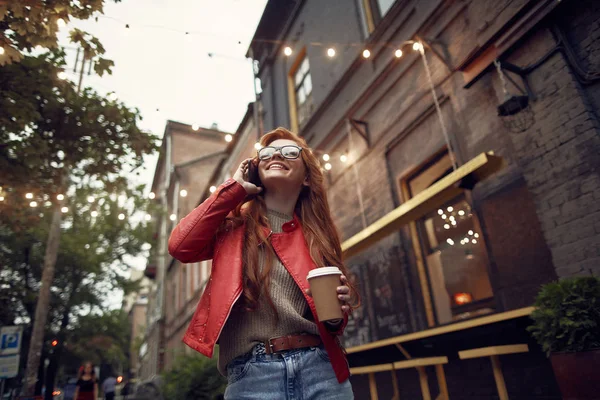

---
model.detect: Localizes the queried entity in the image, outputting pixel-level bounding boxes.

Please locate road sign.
[0,354,20,378]
[0,326,23,356]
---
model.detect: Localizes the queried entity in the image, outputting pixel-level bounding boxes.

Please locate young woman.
[169,127,358,399]
[73,361,98,400]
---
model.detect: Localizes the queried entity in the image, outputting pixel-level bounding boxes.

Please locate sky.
[58,0,267,192]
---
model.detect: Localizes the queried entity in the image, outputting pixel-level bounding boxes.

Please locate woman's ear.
[303,175,310,186]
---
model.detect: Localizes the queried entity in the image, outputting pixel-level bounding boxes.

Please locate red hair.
[225,127,359,313]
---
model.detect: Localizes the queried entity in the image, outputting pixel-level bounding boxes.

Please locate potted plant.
[528,276,600,400]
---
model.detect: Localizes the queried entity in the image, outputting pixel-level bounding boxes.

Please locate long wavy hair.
[226,127,359,313]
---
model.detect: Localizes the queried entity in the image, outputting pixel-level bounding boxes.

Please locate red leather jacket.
[168,178,350,383]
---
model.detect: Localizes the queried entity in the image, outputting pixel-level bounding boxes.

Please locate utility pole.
[21,48,89,397]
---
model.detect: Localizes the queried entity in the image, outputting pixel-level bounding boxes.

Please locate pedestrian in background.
[73,361,98,400]
[101,374,117,400]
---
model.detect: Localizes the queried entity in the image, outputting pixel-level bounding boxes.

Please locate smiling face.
[84,363,93,374]
[258,138,308,191]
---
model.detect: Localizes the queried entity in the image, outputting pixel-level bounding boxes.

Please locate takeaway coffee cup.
[307,266,343,322]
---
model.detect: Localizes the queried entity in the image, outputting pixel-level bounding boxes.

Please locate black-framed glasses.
[257,145,303,161]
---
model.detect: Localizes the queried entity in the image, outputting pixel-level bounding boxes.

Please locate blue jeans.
[224,343,354,400]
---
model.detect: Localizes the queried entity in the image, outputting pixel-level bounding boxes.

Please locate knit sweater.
[217,209,319,375]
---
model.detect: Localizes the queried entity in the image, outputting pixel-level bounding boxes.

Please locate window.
[404,152,495,325]
[288,49,314,132]
[362,0,397,33]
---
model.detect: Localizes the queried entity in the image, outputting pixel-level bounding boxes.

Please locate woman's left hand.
[305,274,351,314]
[337,275,351,313]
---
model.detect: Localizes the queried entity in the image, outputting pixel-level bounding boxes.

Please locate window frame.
[287,48,314,133]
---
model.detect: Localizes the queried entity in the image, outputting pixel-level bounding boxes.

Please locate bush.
[162,353,227,400]
[528,276,600,355]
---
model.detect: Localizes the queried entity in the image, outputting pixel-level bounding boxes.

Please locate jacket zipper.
[212,288,242,351]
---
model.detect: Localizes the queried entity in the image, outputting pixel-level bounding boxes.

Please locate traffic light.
[117,376,123,383]
[51,339,58,347]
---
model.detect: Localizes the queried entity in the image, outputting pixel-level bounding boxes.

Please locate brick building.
[244,0,600,398]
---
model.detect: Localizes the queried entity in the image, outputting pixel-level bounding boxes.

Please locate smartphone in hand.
[247,159,262,188]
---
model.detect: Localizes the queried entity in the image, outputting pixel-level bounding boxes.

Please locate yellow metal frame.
[341,152,505,258]
[287,47,307,134]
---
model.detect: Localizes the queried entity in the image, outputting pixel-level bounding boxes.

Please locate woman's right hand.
[233,158,262,195]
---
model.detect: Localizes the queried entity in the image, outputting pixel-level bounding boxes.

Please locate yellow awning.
[341,152,505,259]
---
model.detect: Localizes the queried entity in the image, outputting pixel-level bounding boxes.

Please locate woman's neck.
[263,187,300,216]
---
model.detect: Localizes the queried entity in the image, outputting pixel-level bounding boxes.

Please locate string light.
[148,192,155,199]
[118,213,125,220]
[284,46,293,56]
[441,214,447,219]
[468,230,474,235]
[322,154,330,161]
[26,193,33,199]
[444,224,450,229]
[254,142,262,150]
[412,42,423,51]
[108,92,118,101]
[327,48,336,58]
[225,134,233,142]
[91,210,98,217]
[57,18,66,29]
[324,163,332,170]
[192,124,200,131]
[0,196,4,202]
[61,207,68,213]
[209,186,216,193]
[474,233,480,238]
[57,194,64,201]
[30,201,38,208]
[340,154,347,163]
[437,209,443,215]
[446,238,454,245]
[395,49,403,58]
[87,196,95,203]
[169,214,176,221]
[472,239,478,244]
[0,47,4,55]
[57,71,68,80]
[362,49,371,59]
[145,214,152,221]
[180,189,188,197]
[458,210,465,216]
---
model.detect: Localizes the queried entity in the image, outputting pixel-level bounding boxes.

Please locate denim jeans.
[224,343,354,400]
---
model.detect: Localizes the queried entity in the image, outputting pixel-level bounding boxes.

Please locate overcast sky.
[58,0,267,190]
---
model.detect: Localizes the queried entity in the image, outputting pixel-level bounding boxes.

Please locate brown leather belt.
[264,334,322,355]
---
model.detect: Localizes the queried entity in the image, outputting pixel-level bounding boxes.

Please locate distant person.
[73,361,98,400]
[101,375,117,400]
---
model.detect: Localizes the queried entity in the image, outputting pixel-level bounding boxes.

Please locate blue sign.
[0,326,23,356]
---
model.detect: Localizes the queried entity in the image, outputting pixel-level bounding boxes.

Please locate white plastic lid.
[307,266,342,279]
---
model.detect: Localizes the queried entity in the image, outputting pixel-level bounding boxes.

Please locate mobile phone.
[247,159,262,187]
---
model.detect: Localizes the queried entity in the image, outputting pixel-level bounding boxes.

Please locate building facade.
[246,0,600,397]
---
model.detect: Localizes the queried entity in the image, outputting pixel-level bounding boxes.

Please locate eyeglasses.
[257,145,303,161]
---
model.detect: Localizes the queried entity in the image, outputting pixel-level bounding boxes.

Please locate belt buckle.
[267,336,289,354]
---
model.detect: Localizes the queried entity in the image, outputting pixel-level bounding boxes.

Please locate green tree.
[0,0,120,65]
[162,353,227,400]
[0,48,158,395]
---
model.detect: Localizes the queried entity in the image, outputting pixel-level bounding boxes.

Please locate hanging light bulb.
[340,154,348,163]
[87,196,95,203]
[395,49,403,58]
[91,210,98,217]
[362,49,371,58]
[57,194,64,201]
[148,192,155,199]
[446,238,454,245]
[447,206,453,212]
[324,163,332,170]
[412,42,423,52]
[118,213,125,220]
[474,233,480,238]
[0,47,5,55]
[225,134,233,142]
[61,206,68,213]
[254,142,262,150]
[25,193,33,199]
[438,209,443,215]
[0,196,4,202]
[284,46,293,56]
[30,201,38,208]
[145,214,152,221]
[57,18,66,28]
[458,210,465,216]
[57,71,68,80]
[192,123,200,131]
[169,213,176,221]
[209,186,217,193]
[444,224,450,229]
[180,189,188,197]
[468,230,474,235]
[327,48,336,58]
[322,154,330,161]
[108,92,118,101]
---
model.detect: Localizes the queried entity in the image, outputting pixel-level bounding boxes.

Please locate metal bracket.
[497,61,536,101]
[349,119,370,147]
